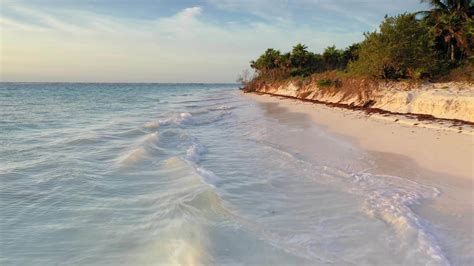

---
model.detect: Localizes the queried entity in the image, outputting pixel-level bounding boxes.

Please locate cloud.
[4,3,87,33]
[0,1,371,82]
[0,16,44,31]
[176,6,202,22]
[207,0,425,28]
[205,0,294,22]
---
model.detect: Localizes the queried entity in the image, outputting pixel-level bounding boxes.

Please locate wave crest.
[159,112,193,126]
[350,172,448,264]
[117,147,148,166]
[184,143,206,163]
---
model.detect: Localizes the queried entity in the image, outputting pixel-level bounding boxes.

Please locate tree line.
[245,0,473,82]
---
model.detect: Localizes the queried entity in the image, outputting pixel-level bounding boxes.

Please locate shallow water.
[0,83,470,265]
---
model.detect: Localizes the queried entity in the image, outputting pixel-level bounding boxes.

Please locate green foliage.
[316,79,333,87]
[250,43,349,80]
[349,13,438,79]
[247,1,472,83]
[419,0,474,61]
[250,48,282,71]
[342,43,361,64]
[289,44,325,76]
[322,46,343,69]
[290,44,310,69]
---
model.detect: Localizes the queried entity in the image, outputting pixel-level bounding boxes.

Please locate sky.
[0,0,429,83]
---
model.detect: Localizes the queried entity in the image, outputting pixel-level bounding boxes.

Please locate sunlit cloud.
[0,0,425,82]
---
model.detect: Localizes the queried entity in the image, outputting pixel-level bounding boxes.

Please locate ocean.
[0,83,466,265]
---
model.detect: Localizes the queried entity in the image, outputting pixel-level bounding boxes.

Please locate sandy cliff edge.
[246,79,474,123]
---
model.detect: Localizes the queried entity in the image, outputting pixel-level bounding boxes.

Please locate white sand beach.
[246,92,474,264]
[246,92,474,180]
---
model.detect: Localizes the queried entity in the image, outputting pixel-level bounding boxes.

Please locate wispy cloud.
[0,0,424,82]
[207,0,425,28]
[176,6,202,22]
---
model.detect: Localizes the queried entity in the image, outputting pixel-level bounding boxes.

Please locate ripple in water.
[1,83,463,265]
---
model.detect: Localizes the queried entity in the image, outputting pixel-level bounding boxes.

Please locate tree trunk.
[450,41,455,61]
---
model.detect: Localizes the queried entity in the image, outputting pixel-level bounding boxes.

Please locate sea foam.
[184,143,206,163]
[258,141,449,264]
[195,167,221,187]
[158,112,193,126]
[349,172,449,265]
[117,147,148,166]
[182,142,221,187]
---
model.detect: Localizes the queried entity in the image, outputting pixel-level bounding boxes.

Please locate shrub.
[349,13,438,79]
[317,79,333,87]
[246,6,470,84]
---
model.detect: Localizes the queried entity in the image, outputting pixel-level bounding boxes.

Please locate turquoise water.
[0,83,466,265]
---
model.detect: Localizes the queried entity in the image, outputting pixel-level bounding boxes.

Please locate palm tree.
[419,0,473,61]
[290,43,310,69]
[250,49,281,71]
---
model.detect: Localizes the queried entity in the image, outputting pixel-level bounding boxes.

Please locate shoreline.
[245,92,474,180]
[244,90,474,263]
[249,91,474,127]
[244,79,474,123]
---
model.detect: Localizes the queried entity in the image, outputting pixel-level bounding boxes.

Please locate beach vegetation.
[316,79,334,87]
[245,0,473,85]
[418,0,473,62]
[349,13,438,79]
[236,69,254,88]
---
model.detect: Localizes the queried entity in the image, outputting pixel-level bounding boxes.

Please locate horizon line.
[0,81,239,85]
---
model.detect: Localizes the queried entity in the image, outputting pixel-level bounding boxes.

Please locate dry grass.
[435,63,474,82]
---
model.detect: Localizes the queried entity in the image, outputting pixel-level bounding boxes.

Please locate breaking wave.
[183,142,221,187]
[349,172,448,265]
[4,83,461,265]
[150,107,230,141]
[262,142,449,264]
[117,147,148,166]
[158,112,193,126]
[125,104,448,263]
